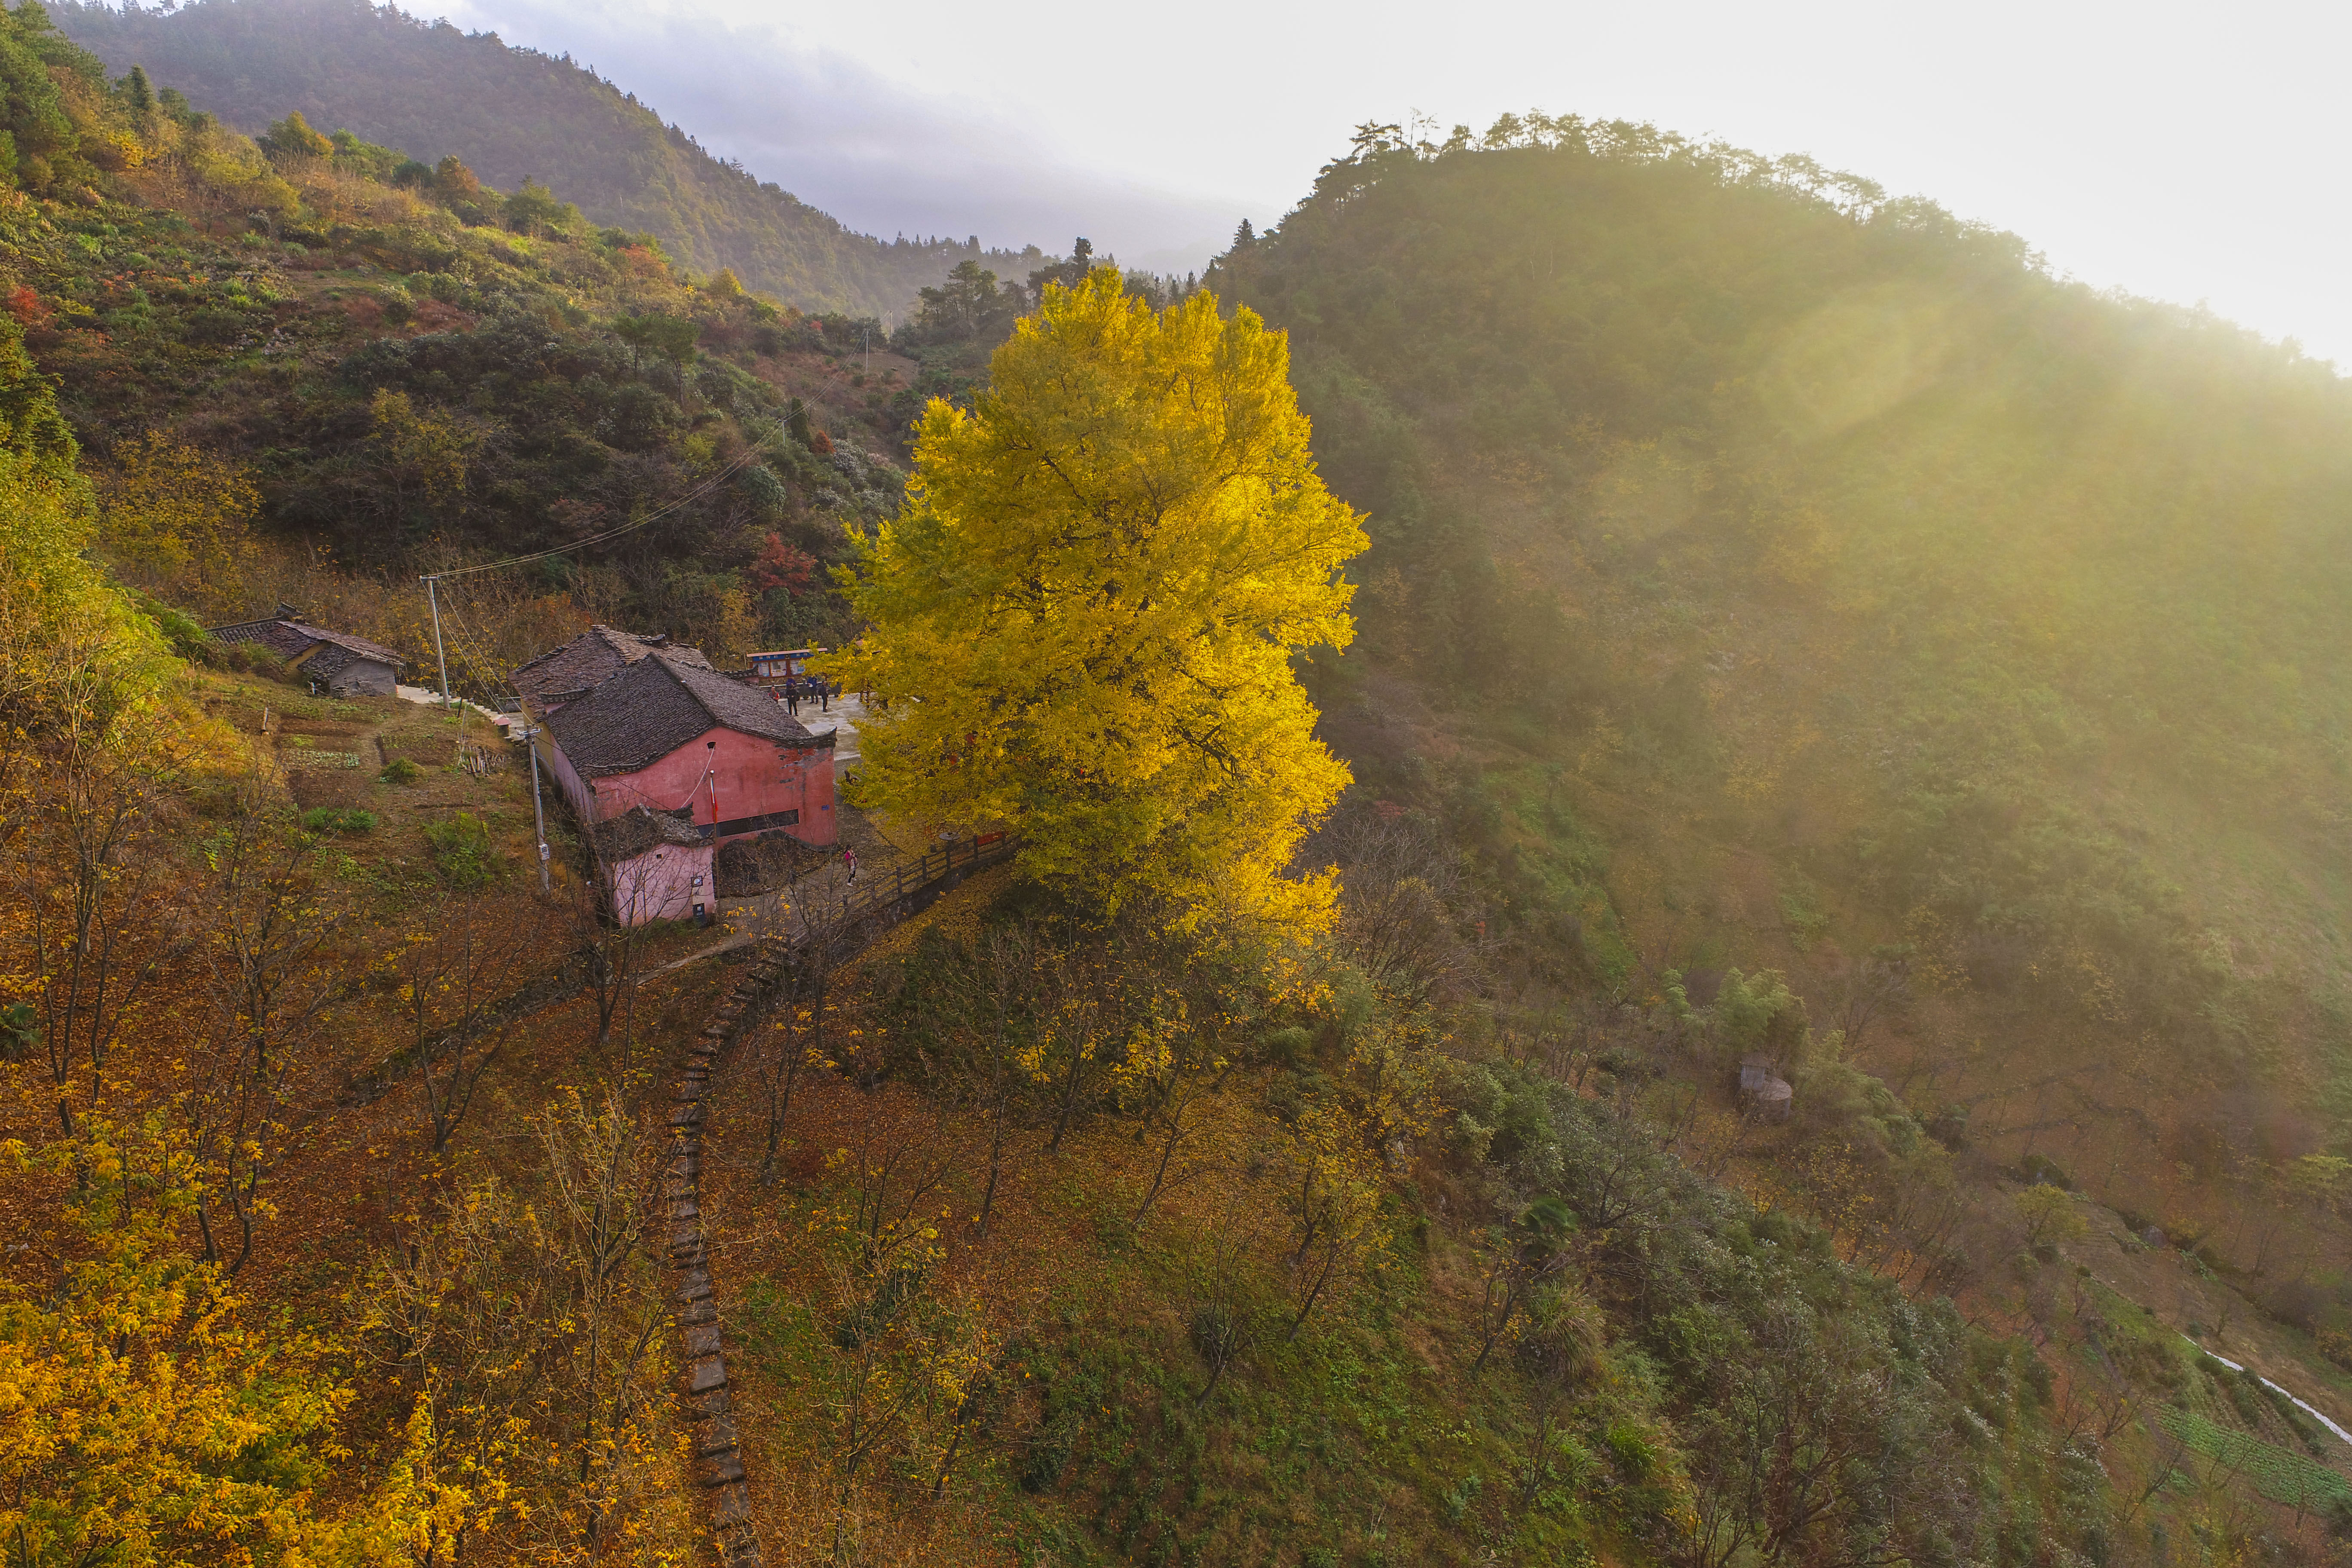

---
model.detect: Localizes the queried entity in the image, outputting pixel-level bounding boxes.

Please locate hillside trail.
[653,829,1018,1567]
[2193,1341,2352,1447]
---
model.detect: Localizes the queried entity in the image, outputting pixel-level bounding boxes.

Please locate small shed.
[592,805,714,926]
[1738,1054,1794,1121]
[209,603,406,697]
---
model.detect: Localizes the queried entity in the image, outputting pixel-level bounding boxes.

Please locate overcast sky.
[439,0,2351,367]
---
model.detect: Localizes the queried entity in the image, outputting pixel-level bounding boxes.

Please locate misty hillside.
[1214,118,2352,1257]
[55,0,1041,315]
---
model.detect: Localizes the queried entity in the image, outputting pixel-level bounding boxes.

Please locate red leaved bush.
[748,533,818,597]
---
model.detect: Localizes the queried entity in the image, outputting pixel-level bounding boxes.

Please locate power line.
[421,447,763,584]
[436,587,510,693]
[414,447,767,706]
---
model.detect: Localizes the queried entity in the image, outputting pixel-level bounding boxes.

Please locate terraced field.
[2161,1409,2352,1510]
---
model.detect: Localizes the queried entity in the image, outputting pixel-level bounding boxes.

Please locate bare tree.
[572,877,634,1055]
[17,736,168,1137]
[1314,809,1482,1004]
[919,921,1038,1236]
[572,835,668,1067]
[370,1092,671,1554]
[1029,923,1147,1154]
[838,1105,953,1289]
[753,969,818,1188]
[1834,944,1912,1060]
[404,896,532,1154]
[815,1102,964,1563]
[536,1091,667,1549]
[1189,1187,1269,1406]
[1275,1100,1387,1343]
[966,927,1033,1238]
[188,776,338,1274]
[1128,971,1241,1232]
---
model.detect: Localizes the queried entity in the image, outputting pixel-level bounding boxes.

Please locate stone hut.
[1738,1054,1794,1121]
[208,603,406,697]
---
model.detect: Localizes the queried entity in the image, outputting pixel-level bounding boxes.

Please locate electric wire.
[420,446,762,583]
[436,589,509,693]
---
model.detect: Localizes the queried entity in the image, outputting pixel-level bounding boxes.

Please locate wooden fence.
[794,832,1017,953]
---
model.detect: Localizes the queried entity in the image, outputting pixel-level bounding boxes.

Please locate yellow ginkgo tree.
[824,266,1367,930]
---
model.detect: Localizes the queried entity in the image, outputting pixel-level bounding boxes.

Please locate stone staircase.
[658,831,1019,1564]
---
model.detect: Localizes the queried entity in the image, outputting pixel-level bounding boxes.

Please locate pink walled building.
[590,807,715,925]
[520,628,837,924]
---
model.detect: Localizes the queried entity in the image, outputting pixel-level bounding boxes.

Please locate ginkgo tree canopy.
[825,267,1367,929]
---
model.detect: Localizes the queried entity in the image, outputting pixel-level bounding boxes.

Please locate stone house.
[208,603,406,696]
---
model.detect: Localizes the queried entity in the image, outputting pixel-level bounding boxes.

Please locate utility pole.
[519,722,551,894]
[423,574,451,708]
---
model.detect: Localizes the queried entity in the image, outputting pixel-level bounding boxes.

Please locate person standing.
[843,844,857,883]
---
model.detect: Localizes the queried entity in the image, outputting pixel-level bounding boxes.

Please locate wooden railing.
[795,832,1015,948]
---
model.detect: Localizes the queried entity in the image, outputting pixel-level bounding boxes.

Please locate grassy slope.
[1217,129,2352,1284]
[684,878,2134,1567]
[55,0,1045,316]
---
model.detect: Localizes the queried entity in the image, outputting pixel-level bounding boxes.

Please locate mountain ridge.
[53,0,1047,316]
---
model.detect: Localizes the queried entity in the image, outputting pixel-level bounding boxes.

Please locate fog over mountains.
[431,0,1259,276]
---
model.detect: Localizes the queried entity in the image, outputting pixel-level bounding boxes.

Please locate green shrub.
[0,1001,33,1062]
[380,757,423,785]
[300,806,377,835]
[425,812,498,888]
[136,595,211,662]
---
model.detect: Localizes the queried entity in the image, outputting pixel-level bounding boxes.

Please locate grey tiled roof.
[545,650,817,776]
[209,615,404,668]
[592,803,705,861]
[511,625,711,708]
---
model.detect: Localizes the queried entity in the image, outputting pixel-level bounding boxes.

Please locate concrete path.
[2191,1339,2352,1448]
[394,683,513,728]
[783,691,863,767]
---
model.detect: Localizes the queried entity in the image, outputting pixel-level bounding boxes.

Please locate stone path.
[664,934,788,1568]
[392,683,512,727]
[655,832,1017,1564]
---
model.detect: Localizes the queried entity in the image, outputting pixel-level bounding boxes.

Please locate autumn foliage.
[830,267,1367,929]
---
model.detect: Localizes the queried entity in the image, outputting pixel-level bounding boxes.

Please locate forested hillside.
[55,0,1045,315]
[0,50,949,684]
[1214,116,2352,1297]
